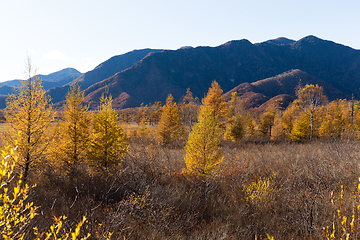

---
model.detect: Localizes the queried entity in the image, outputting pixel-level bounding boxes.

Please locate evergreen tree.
[54,83,91,171]
[184,105,223,176]
[87,94,128,170]
[3,59,55,183]
[157,94,182,145]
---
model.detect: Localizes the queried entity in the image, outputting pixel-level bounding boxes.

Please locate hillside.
[0,68,81,93]
[223,69,343,109]
[48,48,163,104]
[0,68,82,109]
[1,36,360,110]
[82,35,360,109]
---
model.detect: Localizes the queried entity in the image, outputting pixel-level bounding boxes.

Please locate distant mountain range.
[80,35,360,109]
[0,68,82,108]
[47,48,163,105]
[1,35,360,111]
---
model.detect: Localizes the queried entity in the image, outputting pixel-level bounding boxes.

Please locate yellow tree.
[180,88,199,129]
[184,105,223,176]
[135,103,149,124]
[149,101,163,125]
[157,94,182,145]
[259,104,277,137]
[202,80,229,124]
[87,94,128,170]
[54,82,92,172]
[296,84,327,140]
[318,101,345,139]
[226,115,245,141]
[3,60,55,183]
[277,101,301,140]
[290,112,311,142]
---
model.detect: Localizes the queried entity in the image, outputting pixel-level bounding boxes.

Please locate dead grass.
[12,139,360,239]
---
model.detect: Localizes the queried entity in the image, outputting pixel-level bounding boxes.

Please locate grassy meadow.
[6,118,359,239]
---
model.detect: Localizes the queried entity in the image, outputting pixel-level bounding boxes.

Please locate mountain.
[265,37,295,45]
[48,48,163,104]
[1,36,360,110]
[223,69,343,109]
[80,35,360,109]
[0,68,81,93]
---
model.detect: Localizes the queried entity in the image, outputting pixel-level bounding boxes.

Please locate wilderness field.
[4,65,360,239]
[5,137,360,239]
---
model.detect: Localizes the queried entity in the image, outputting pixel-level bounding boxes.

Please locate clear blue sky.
[1,0,359,82]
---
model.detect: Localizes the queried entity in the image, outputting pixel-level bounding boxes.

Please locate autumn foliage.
[5,65,360,239]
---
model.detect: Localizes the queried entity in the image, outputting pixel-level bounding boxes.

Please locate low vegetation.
[4,61,360,239]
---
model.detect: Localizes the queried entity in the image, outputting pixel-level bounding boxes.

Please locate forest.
[3,62,360,239]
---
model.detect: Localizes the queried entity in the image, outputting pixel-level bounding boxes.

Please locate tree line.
[3,60,360,238]
[4,61,360,182]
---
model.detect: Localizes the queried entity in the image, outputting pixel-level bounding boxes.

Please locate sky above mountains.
[1,0,359,82]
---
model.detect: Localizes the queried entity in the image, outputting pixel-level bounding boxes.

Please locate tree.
[290,112,311,142]
[318,101,345,139]
[87,94,128,170]
[157,94,182,145]
[184,105,223,176]
[278,101,301,140]
[119,108,132,124]
[226,115,245,141]
[3,59,55,183]
[202,80,229,124]
[134,103,149,124]
[296,84,327,140]
[149,101,163,125]
[259,104,277,137]
[54,82,91,172]
[180,88,199,128]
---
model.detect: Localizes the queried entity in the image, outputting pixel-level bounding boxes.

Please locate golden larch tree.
[318,100,345,139]
[87,94,128,170]
[184,105,223,176]
[296,84,327,140]
[259,104,277,137]
[290,112,311,141]
[202,80,229,124]
[3,59,55,183]
[180,88,199,128]
[157,94,182,145]
[53,82,92,172]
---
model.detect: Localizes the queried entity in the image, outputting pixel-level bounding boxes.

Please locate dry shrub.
[21,139,360,239]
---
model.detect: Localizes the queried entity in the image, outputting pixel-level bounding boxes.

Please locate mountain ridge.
[80,35,360,109]
[1,35,360,110]
[48,48,164,104]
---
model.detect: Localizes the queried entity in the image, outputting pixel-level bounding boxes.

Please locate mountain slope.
[223,69,343,109]
[0,68,81,94]
[48,48,163,104]
[82,35,360,109]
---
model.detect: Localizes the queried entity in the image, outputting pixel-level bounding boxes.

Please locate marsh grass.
[7,136,360,239]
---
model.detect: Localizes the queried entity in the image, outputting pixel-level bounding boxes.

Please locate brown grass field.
[13,136,358,239]
[3,122,360,239]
